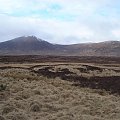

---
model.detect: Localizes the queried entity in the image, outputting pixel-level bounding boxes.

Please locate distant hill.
[65,41,120,56]
[0,36,120,56]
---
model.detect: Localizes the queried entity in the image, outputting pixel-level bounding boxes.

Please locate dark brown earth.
[31,66,120,95]
[0,55,120,64]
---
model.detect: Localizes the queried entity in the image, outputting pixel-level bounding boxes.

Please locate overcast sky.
[0,0,120,44]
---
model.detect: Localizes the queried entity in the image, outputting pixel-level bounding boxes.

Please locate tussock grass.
[0,63,120,120]
[0,115,5,120]
[0,84,7,91]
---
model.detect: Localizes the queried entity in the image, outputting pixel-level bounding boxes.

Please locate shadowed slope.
[0,36,120,56]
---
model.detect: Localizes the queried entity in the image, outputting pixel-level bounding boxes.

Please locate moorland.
[0,55,120,120]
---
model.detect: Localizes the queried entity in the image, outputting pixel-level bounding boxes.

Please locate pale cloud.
[0,0,120,44]
[112,29,120,38]
[0,14,94,44]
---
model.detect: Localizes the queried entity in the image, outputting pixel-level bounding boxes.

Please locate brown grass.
[0,62,120,120]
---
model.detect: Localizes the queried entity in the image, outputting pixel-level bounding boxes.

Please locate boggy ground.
[0,55,120,64]
[0,61,120,120]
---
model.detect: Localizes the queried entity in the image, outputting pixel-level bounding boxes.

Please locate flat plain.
[0,56,120,120]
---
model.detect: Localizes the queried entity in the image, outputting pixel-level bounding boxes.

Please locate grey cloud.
[0,0,120,44]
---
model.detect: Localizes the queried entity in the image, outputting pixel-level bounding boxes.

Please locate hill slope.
[0,36,120,56]
[65,41,120,56]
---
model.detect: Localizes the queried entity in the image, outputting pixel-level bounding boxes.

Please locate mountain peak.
[12,36,43,43]
[23,35,41,40]
[0,36,120,56]
[0,36,54,53]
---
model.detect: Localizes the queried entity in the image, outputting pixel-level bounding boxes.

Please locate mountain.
[0,36,65,55]
[0,36,54,52]
[0,36,120,56]
[64,41,120,56]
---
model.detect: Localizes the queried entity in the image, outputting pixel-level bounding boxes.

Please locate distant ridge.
[0,36,120,56]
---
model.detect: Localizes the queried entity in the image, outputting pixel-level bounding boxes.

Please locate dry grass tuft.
[0,116,5,120]
[0,62,120,120]
[6,112,28,120]
[29,101,42,112]
[2,106,16,115]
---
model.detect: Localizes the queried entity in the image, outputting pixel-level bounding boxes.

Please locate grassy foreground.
[0,63,120,120]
